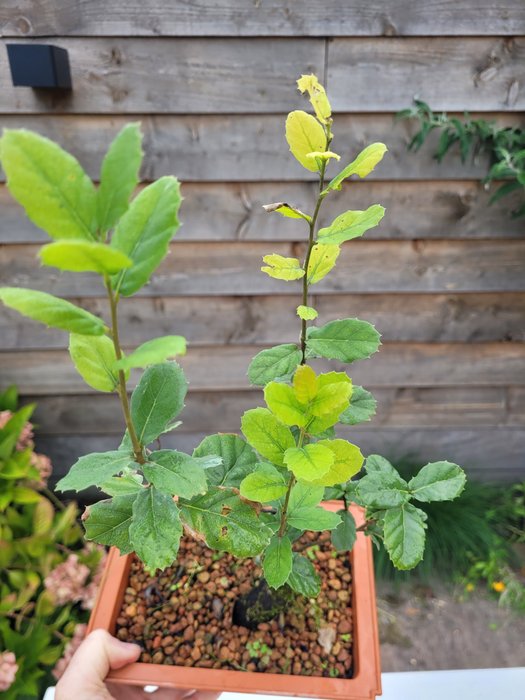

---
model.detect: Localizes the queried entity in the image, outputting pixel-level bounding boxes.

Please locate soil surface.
[115,530,354,678]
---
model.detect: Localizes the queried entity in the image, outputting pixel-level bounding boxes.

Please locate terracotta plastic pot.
[88,502,381,699]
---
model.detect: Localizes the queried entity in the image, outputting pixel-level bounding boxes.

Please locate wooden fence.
[1,2,524,482]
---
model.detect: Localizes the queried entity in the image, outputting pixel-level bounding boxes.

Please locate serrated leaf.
[241,408,295,467]
[262,202,311,221]
[239,463,288,503]
[0,287,106,336]
[264,382,307,427]
[311,439,363,487]
[409,461,466,503]
[263,535,293,589]
[248,344,301,386]
[0,129,97,240]
[193,433,257,488]
[56,451,135,492]
[297,305,318,320]
[144,450,207,499]
[261,253,305,281]
[179,487,272,557]
[357,472,410,508]
[331,509,357,552]
[129,487,182,573]
[306,318,381,363]
[324,143,388,192]
[69,333,118,392]
[39,240,132,274]
[101,473,143,497]
[130,362,187,446]
[114,335,186,371]
[383,503,427,570]
[84,493,135,555]
[111,176,181,296]
[364,454,398,476]
[293,365,318,404]
[98,122,143,233]
[339,385,377,425]
[284,443,334,482]
[297,74,331,124]
[317,205,385,245]
[285,110,326,172]
[307,243,340,284]
[287,552,321,597]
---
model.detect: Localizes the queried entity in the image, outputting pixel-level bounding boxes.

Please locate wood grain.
[1,1,524,36]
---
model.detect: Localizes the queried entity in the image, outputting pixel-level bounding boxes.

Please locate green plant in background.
[397,99,525,218]
[0,386,104,698]
[0,76,466,602]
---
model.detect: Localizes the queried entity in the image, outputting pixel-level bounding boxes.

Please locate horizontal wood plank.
[3,344,524,394]
[2,180,524,244]
[39,430,525,485]
[3,240,524,296]
[0,114,520,182]
[1,2,524,36]
[1,293,523,350]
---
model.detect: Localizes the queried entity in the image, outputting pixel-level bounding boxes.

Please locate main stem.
[105,277,145,465]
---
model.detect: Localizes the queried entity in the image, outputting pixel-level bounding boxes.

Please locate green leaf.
[0,385,18,412]
[311,439,363,487]
[248,344,301,386]
[364,454,398,476]
[39,240,132,275]
[285,110,326,172]
[307,244,340,284]
[409,461,466,503]
[130,362,187,445]
[129,487,182,573]
[261,253,305,281]
[309,380,352,418]
[0,129,97,240]
[263,535,293,589]
[331,509,357,552]
[383,503,427,570]
[324,143,388,192]
[306,318,381,363]
[144,450,207,499]
[296,305,318,320]
[193,434,257,488]
[288,501,341,531]
[241,408,295,467]
[98,122,143,233]
[317,205,385,245]
[84,493,135,555]
[357,472,410,509]
[114,335,186,371]
[179,487,272,557]
[262,202,311,222]
[293,365,318,403]
[287,553,321,597]
[264,382,307,427]
[239,463,288,503]
[111,176,181,296]
[0,287,106,336]
[0,405,34,460]
[339,385,377,425]
[284,443,334,482]
[56,451,135,492]
[69,333,119,392]
[101,473,144,497]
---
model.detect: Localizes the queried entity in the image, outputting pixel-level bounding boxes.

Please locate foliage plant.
[0,386,104,698]
[0,76,466,610]
[397,99,525,218]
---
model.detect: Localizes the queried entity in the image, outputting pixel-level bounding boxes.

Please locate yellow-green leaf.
[285,110,326,172]
[312,439,364,487]
[114,335,186,371]
[241,408,295,467]
[69,333,119,392]
[307,243,340,284]
[283,443,334,482]
[264,382,307,427]
[310,380,352,417]
[297,74,332,124]
[39,240,132,275]
[317,206,385,245]
[324,143,388,192]
[293,365,318,404]
[261,254,305,281]
[297,305,318,320]
[262,202,311,222]
[307,151,340,162]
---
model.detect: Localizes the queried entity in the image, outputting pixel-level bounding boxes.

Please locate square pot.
[87,502,381,699]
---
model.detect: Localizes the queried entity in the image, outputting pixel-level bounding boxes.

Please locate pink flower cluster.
[0,651,18,692]
[44,554,91,605]
[81,550,107,611]
[52,624,87,681]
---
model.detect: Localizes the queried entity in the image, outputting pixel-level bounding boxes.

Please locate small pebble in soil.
[115,530,353,678]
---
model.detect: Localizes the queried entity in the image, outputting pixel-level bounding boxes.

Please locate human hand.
[55,629,219,700]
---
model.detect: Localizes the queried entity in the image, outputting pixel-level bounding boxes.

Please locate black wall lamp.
[7,44,72,89]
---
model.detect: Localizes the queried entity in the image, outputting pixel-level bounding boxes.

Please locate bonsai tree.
[0,75,466,604]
